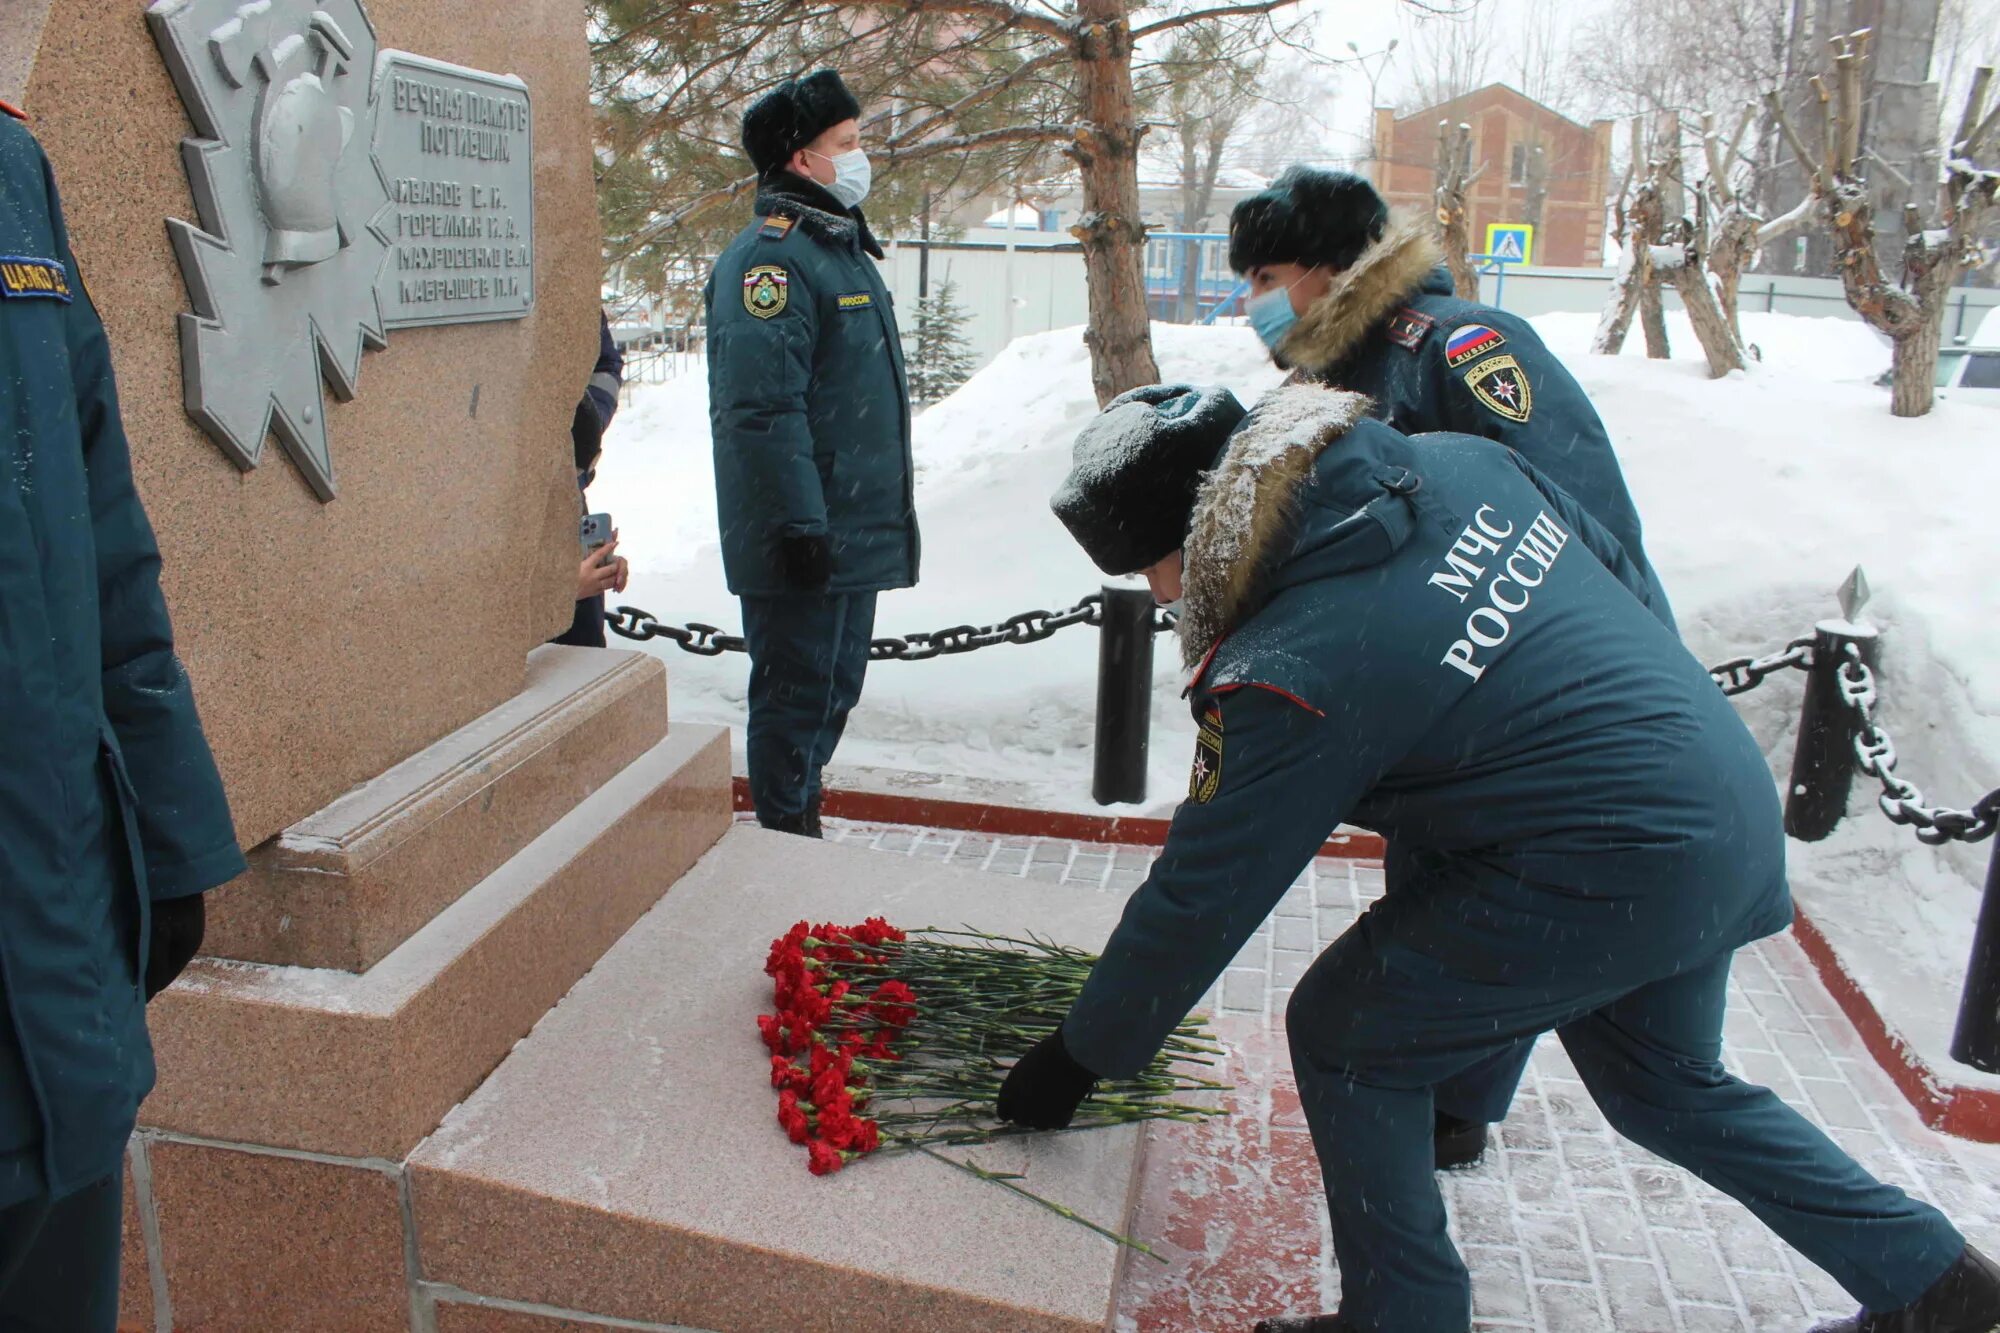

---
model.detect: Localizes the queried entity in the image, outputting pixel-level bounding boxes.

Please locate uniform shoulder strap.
[0,100,27,121]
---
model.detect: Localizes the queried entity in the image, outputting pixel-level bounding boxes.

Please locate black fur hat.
[741,70,864,178]
[1228,167,1389,275]
[1052,384,1248,576]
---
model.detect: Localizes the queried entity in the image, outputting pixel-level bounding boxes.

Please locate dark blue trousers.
[1289,921,1962,1330]
[740,592,877,830]
[0,1170,122,1332]
[1384,843,1534,1125]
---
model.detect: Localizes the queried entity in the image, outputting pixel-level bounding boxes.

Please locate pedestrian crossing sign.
[1485,223,1534,265]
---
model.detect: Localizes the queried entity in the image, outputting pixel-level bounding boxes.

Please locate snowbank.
[591,322,1283,808]
[595,311,1996,878]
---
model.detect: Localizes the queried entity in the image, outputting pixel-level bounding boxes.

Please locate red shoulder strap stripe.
[1209,681,1327,718]
[0,100,27,121]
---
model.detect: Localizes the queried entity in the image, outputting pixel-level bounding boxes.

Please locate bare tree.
[1574,0,1789,122]
[1768,33,2000,416]
[1699,103,1812,347]
[1141,22,1271,321]
[1397,1,1495,115]
[1594,112,1748,376]
[1434,120,1482,299]
[1938,0,2000,142]
[1596,119,1659,357]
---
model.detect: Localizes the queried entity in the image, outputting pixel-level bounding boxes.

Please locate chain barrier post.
[1092,585,1156,807]
[1953,834,2000,1072]
[1784,618,1880,843]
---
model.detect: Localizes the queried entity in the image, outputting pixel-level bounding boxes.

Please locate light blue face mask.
[812,148,872,209]
[1246,267,1320,350]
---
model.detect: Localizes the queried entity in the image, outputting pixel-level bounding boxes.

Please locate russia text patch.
[0,256,72,302]
[836,292,873,311]
[1445,323,1505,368]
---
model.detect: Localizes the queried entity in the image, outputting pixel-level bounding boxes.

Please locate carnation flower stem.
[909,1144,1166,1263]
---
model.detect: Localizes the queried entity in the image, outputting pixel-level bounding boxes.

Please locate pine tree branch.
[610,177,762,264]
[1130,0,1299,43]
[886,48,1073,149]
[856,0,1072,41]
[878,123,1078,167]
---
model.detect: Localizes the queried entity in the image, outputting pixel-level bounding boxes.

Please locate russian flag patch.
[1444,323,1505,368]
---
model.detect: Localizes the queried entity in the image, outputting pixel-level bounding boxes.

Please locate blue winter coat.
[704,176,918,596]
[1272,215,1675,629]
[1061,385,1788,1079]
[0,112,245,1205]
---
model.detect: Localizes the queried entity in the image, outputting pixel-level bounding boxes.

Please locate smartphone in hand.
[580,512,612,553]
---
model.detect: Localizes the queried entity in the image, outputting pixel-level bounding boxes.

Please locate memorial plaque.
[150,0,535,501]
[373,52,535,329]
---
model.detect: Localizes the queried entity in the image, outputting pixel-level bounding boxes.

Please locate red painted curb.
[729,775,1388,860]
[1790,907,2000,1143]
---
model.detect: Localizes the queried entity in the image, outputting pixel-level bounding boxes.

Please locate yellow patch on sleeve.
[1189,707,1224,804]
[743,265,789,319]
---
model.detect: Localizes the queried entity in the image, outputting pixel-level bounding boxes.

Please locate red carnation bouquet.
[759,916,1226,1254]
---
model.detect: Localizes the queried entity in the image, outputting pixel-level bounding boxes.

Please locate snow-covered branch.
[1755,193,1815,245]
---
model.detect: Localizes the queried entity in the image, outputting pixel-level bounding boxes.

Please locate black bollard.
[1092,585,1156,807]
[1784,621,1879,843]
[1952,838,2000,1072]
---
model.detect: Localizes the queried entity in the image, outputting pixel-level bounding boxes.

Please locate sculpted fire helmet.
[207,6,361,280]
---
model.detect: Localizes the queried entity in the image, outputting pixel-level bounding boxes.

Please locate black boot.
[1252,1316,1353,1332]
[762,810,815,838]
[1811,1246,2000,1332]
[1434,1109,1489,1171]
[803,790,824,840]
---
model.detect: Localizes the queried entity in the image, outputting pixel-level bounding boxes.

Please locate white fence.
[878,241,1090,368]
[618,246,2000,389]
[870,241,2000,373]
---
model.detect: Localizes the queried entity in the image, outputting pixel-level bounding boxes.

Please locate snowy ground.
[595,321,1284,810]
[596,309,2000,1069]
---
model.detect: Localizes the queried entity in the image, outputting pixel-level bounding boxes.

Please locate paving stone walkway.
[819,818,2000,1333]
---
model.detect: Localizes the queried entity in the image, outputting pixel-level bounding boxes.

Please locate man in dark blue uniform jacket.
[997,382,1998,1333]
[0,104,245,1329]
[1230,167,1672,624]
[705,69,917,837]
[1228,167,1678,1167]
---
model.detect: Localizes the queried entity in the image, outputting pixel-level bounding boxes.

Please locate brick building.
[1370,85,1615,269]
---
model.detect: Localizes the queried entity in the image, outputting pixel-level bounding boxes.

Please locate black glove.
[145,894,206,1001]
[779,531,832,592]
[997,1028,1098,1130]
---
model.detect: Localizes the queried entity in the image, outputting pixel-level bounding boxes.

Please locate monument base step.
[119,826,1152,1332]
[142,723,732,1162]
[406,826,1146,1333]
[208,645,672,973]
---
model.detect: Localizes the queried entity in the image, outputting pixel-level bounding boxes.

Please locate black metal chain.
[1832,644,1999,846]
[609,605,1991,845]
[1707,637,1816,695]
[608,595,1121,663]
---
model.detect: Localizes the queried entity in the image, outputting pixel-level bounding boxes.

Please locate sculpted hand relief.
[1427,505,1572,682]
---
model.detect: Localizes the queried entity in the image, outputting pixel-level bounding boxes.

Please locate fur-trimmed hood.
[1275,212,1445,376]
[1178,384,1389,669]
